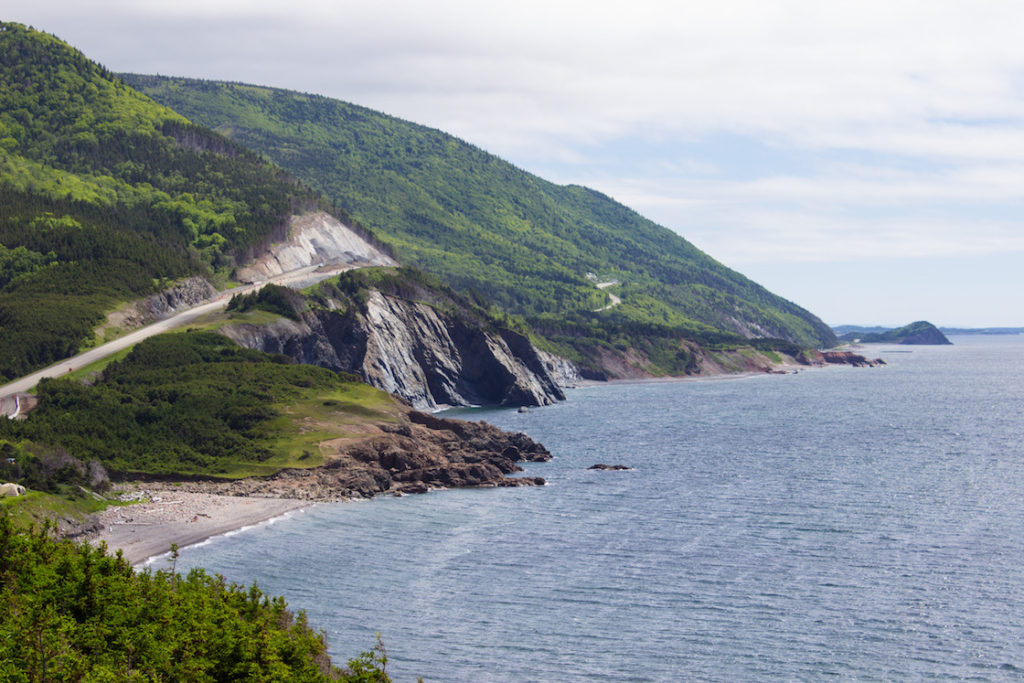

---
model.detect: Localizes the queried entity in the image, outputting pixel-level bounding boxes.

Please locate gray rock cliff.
[105,276,217,330]
[220,289,570,410]
[234,211,394,283]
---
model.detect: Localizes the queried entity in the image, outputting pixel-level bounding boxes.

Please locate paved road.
[0,262,358,410]
[594,280,622,312]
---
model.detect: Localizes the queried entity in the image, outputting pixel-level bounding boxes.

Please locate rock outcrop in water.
[172,411,550,500]
[221,270,573,409]
[818,351,886,367]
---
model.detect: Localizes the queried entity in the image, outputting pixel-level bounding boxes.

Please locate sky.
[7,1,1024,327]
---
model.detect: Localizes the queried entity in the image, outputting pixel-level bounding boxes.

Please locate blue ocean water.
[174,335,1024,681]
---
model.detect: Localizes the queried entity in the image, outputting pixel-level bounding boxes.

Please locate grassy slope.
[0,331,403,478]
[0,23,320,380]
[123,76,838,359]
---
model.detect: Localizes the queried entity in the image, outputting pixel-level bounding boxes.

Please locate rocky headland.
[817,350,887,367]
[835,320,952,345]
[88,409,550,563]
[184,410,550,500]
[110,409,549,502]
[221,286,572,410]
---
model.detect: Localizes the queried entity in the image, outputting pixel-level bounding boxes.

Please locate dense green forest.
[0,331,390,478]
[124,75,838,359]
[0,513,389,681]
[0,23,321,380]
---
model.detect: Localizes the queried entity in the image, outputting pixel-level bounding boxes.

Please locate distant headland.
[833,321,952,345]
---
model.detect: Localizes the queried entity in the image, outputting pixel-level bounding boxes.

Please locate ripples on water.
[175,336,1024,681]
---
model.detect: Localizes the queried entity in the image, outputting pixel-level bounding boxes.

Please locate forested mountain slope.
[124,75,838,365]
[836,320,952,345]
[0,23,322,380]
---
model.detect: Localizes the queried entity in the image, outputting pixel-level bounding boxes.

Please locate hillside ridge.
[836,321,952,345]
[122,74,838,377]
[0,23,326,379]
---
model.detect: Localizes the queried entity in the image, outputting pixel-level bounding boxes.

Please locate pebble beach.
[87,487,309,566]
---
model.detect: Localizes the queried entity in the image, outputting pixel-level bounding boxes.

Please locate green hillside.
[836,320,952,345]
[123,75,838,365]
[0,331,396,478]
[0,23,321,380]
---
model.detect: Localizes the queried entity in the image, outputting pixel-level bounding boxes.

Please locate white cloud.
[6,0,1024,323]
[18,0,1024,158]
[568,160,1024,265]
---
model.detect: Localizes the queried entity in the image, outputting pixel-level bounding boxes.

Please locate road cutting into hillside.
[0,261,367,413]
[594,280,622,312]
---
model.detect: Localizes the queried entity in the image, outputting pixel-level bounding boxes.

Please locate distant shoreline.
[573,369,785,388]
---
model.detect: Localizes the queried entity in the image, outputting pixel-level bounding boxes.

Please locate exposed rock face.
[235,211,394,282]
[538,349,583,387]
[819,351,886,367]
[105,276,217,330]
[221,290,569,409]
[162,411,550,500]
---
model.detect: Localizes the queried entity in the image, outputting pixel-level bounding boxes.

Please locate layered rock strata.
[235,211,394,282]
[221,290,568,409]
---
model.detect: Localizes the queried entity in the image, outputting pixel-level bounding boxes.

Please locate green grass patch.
[194,308,291,333]
[64,346,134,383]
[215,383,399,478]
[0,489,127,529]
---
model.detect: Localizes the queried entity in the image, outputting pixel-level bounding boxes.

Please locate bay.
[174,335,1024,680]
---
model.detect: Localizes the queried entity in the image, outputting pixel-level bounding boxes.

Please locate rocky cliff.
[235,211,394,283]
[221,288,570,409]
[815,350,886,367]
[103,276,217,332]
[151,410,551,500]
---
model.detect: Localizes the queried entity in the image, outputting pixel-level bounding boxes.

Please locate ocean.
[173,335,1024,680]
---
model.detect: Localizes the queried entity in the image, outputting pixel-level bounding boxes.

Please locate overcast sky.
[8,1,1024,326]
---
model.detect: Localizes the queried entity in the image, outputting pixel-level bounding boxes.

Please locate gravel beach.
[87,488,309,566]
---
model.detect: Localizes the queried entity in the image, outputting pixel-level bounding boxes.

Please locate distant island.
[834,321,952,345]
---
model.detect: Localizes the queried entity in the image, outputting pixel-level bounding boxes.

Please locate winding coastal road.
[0,261,362,416]
[593,280,622,312]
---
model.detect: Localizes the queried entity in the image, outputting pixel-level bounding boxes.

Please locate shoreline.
[574,367,802,388]
[86,488,311,566]
[570,347,886,389]
[83,360,846,566]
